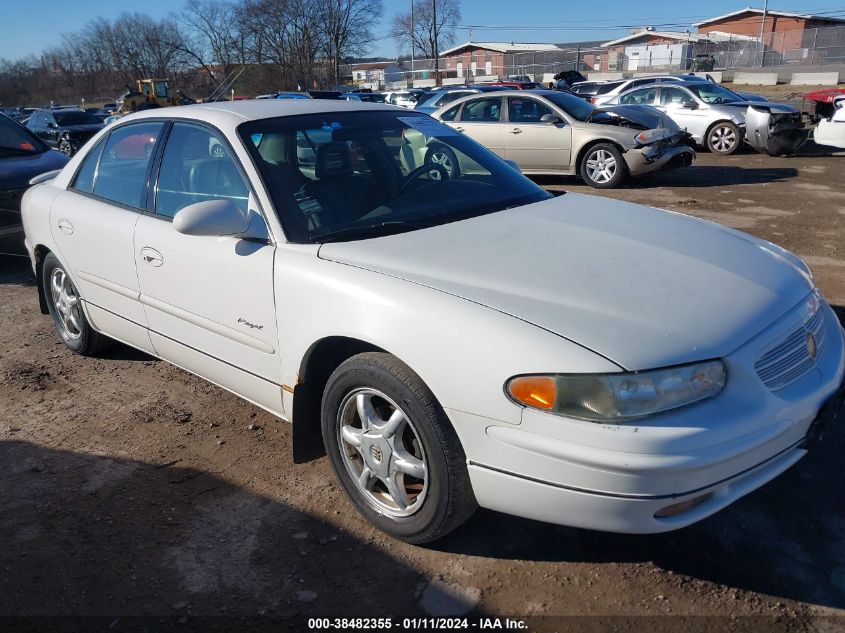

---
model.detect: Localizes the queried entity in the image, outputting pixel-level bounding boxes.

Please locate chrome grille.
[755,300,826,391]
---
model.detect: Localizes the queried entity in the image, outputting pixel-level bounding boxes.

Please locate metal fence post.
[811,28,818,64]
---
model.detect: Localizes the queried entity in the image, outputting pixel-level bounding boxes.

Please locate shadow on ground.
[0,441,435,619]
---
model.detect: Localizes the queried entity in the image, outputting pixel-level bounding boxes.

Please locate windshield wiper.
[309,220,431,243]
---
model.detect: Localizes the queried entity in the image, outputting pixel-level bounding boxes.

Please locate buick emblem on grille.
[807,332,817,360]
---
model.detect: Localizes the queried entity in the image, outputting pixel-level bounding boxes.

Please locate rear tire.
[579,143,627,189]
[43,253,111,356]
[322,352,476,544]
[706,121,741,155]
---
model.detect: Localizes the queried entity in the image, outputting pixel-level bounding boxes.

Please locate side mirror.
[540,113,562,125]
[682,102,699,110]
[173,199,250,237]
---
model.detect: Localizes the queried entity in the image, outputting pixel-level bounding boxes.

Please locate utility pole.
[757,0,769,68]
[410,0,415,87]
[432,0,439,85]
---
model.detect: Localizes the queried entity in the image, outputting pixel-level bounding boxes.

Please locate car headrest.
[315,142,353,179]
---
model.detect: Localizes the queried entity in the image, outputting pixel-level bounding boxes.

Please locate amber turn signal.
[507,375,557,410]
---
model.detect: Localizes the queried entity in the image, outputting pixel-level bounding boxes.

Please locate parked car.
[803,87,845,119]
[590,75,764,106]
[275,92,312,100]
[433,90,694,188]
[21,100,844,543]
[26,109,104,156]
[414,86,508,115]
[384,90,424,108]
[570,80,625,103]
[605,81,806,156]
[812,95,845,149]
[0,114,69,257]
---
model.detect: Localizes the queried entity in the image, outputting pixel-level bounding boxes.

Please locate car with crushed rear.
[21,99,845,543]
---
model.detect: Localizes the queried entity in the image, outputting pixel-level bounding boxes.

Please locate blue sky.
[1,0,843,60]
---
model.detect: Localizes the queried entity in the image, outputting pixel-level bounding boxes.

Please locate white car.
[384,90,422,109]
[814,95,845,149]
[21,100,845,543]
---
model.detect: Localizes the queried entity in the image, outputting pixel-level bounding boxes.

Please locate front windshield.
[686,83,744,104]
[239,111,550,243]
[0,115,46,154]
[542,91,596,122]
[54,111,102,126]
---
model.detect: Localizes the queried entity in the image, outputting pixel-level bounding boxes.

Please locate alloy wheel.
[585,149,617,184]
[337,388,429,518]
[58,139,73,156]
[428,150,453,179]
[50,268,83,341]
[710,125,737,153]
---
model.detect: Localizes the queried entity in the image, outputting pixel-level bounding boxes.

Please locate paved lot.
[1,143,845,631]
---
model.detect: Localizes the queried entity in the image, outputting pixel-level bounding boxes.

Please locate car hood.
[593,105,678,131]
[720,101,798,114]
[318,194,813,370]
[0,149,69,190]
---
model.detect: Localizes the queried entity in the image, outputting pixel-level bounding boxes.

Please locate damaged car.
[432,90,694,188]
[606,81,806,156]
[813,94,845,149]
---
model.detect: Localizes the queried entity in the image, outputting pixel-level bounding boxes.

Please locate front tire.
[43,253,111,355]
[580,143,627,189]
[706,121,741,155]
[424,144,461,180]
[322,353,476,543]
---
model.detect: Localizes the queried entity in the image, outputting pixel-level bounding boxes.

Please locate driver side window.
[154,123,249,218]
[659,88,695,107]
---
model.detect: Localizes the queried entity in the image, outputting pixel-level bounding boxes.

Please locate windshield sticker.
[397,116,458,137]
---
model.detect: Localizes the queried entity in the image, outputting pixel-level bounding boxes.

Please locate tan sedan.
[431,90,694,188]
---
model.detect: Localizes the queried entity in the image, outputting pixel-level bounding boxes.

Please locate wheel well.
[292,336,386,463]
[575,139,625,173]
[33,245,51,314]
[704,119,740,143]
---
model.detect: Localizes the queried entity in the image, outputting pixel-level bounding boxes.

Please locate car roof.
[119,99,403,133]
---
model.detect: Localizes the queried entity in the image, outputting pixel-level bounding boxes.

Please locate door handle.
[454,126,465,132]
[57,219,73,235]
[139,246,164,267]
[509,128,523,134]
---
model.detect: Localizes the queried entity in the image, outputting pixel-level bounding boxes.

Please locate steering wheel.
[397,163,449,196]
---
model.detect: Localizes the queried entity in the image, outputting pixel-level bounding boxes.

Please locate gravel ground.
[1,141,845,632]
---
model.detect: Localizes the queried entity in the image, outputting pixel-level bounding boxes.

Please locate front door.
[133,121,282,413]
[503,96,572,171]
[449,96,506,157]
[49,121,165,352]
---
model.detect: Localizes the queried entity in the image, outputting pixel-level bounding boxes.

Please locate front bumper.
[625,143,695,177]
[455,298,845,533]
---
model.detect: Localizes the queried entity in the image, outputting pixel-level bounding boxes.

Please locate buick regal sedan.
[21,100,845,543]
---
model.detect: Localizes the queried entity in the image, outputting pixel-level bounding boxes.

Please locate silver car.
[605,81,806,156]
[589,74,765,106]
[433,90,695,189]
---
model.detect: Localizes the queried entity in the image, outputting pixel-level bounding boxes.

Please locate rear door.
[503,96,572,172]
[133,121,282,413]
[49,121,165,352]
[447,96,506,157]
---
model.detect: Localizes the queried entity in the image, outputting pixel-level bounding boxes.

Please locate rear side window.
[93,122,164,208]
[440,105,461,122]
[460,98,502,122]
[619,87,658,105]
[596,81,624,95]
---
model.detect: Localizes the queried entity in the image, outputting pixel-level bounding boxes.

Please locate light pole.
[432,0,439,85]
[757,0,769,68]
[410,0,415,87]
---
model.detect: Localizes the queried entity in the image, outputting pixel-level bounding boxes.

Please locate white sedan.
[21,100,845,543]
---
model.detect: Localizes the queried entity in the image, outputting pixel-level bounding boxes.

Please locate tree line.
[0,0,462,107]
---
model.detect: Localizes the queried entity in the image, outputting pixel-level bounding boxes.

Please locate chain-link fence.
[357,24,844,89]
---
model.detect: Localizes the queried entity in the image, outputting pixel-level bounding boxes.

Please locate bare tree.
[392,0,460,60]
[318,0,384,84]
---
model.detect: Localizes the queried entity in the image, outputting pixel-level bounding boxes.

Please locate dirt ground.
[2,142,845,632]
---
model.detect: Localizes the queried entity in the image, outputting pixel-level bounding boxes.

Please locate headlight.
[506,360,726,422]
